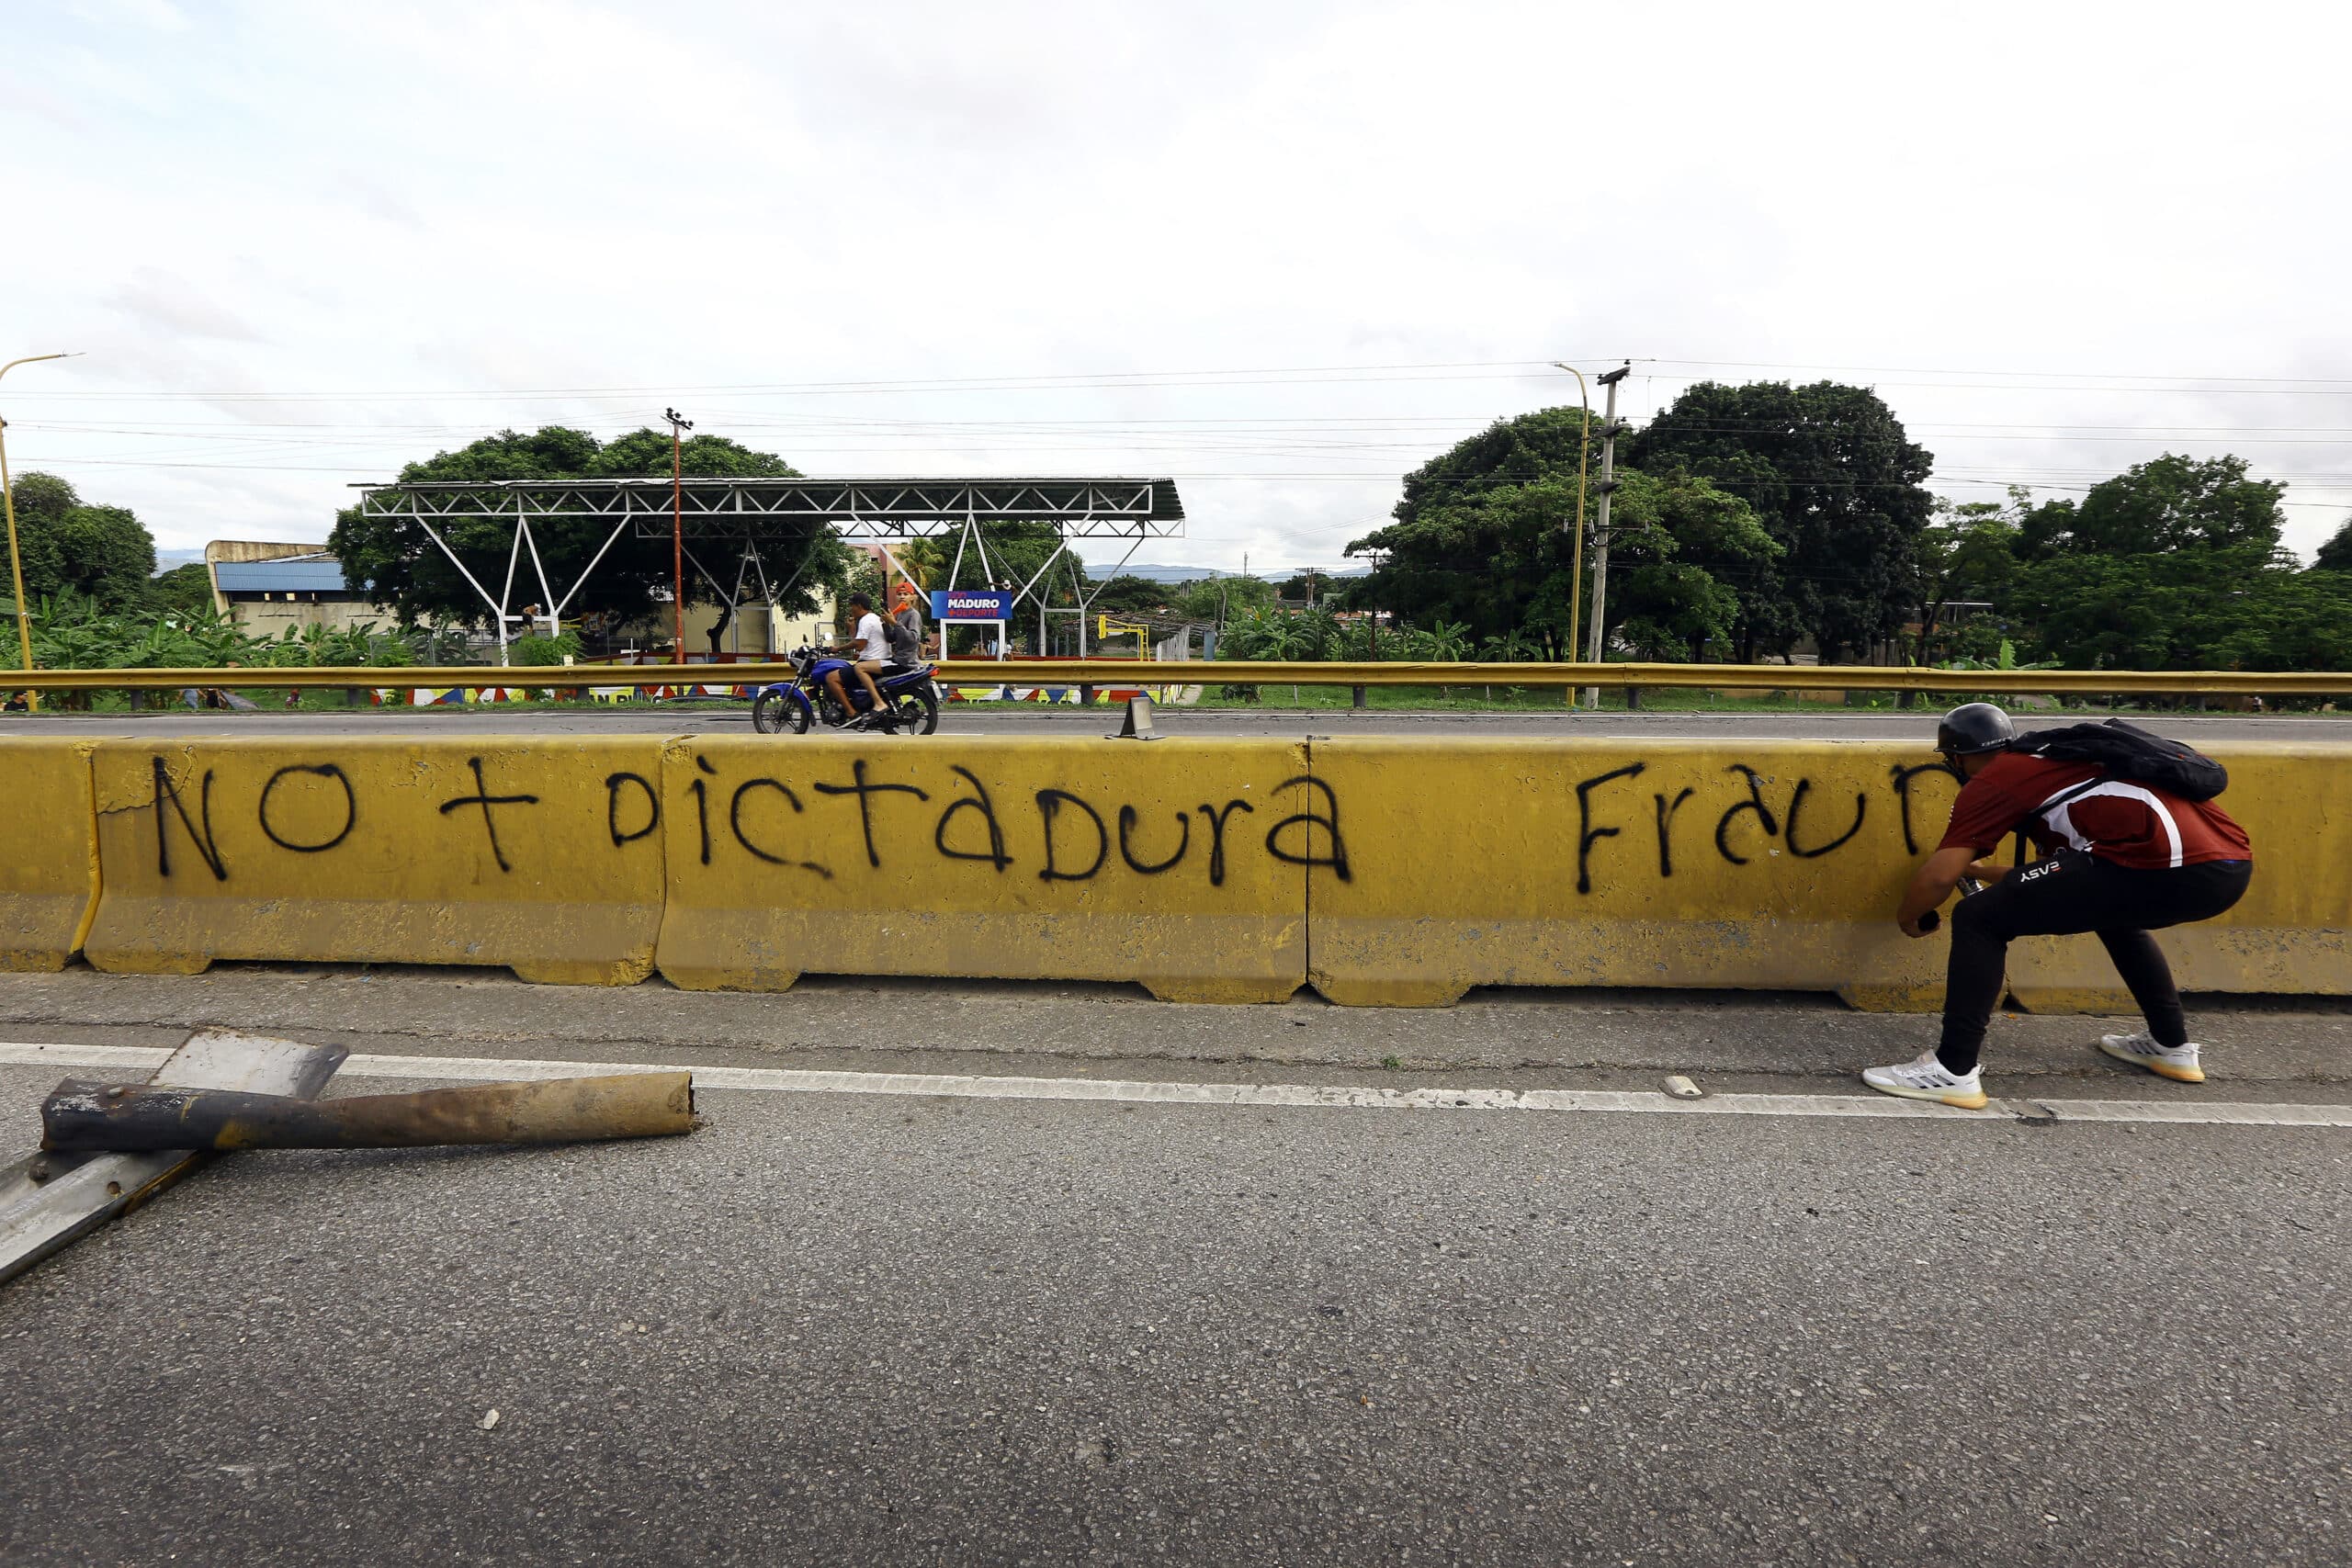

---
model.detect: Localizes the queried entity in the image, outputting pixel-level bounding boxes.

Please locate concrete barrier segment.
[0,739,101,971]
[1304,739,1958,1008]
[82,738,664,984]
[1303,738,2352,1010]
[654,737,1311,1003]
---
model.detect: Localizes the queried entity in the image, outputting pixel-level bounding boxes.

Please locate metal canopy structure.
[352,476,1184,538]
[346,475,1187,662]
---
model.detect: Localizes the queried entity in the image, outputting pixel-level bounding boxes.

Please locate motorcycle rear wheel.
[896,685,941,735]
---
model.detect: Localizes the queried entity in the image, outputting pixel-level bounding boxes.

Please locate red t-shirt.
[1938,751,2252,870]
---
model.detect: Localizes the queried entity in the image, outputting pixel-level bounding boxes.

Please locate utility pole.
[2,353,77,714]
[1582,362,1632,708]
[1549,363,1593,708]
[663,407,693,665]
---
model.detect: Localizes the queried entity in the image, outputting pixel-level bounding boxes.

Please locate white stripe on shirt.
[2039,780,2184,869]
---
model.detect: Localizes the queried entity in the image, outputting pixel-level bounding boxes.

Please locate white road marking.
[2,1042,2346,1129]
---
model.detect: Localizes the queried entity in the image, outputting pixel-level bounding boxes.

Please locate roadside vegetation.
[9,387,2352,708]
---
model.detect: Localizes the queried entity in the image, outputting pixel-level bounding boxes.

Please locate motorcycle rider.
[824,592,891,727]
[1864,702,2254,1109]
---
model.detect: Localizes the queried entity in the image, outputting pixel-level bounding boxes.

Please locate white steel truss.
[353,476,1183,539]
[352,475,1184,662]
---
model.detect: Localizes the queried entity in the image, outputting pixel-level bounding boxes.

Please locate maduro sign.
[932,589,1013,622]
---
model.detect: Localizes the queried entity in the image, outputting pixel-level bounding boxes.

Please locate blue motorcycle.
[751,645,942,735]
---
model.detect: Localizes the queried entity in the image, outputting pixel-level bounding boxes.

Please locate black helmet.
[1936,702,2015,757]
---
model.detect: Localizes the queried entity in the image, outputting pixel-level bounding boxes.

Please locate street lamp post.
[662,407,693,666]
[2,353,78,715]
[1549,363,1593,708]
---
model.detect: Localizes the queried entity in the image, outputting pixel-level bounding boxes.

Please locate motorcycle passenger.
[1864,702,2254,1109]
[890,585,926,661]
[825,592,891,727]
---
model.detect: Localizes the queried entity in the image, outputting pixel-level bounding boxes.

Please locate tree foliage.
[4,472,158,610]
[2007,455,2302,670]
[2312,517,2352,574]
[1601,468,1781,660]
[1345,409,1589,656]
[1628,381,1934,663]
[326,427,848,636]
[1914,492,2026,663]
[1345,405,1779,661]
[2016,454,2284,560]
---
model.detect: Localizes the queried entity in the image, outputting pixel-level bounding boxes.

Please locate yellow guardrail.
[1,659,2348,697]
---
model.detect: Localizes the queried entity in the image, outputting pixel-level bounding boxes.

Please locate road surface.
[0,967,2345,1565]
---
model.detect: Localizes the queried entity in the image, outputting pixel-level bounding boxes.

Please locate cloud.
[1,0,2346,559]
[105,268,267,344]
[70,0,194,31]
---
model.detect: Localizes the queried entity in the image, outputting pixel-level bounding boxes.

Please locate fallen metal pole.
[41,1072,696,1154]
[1,1031,348,1286]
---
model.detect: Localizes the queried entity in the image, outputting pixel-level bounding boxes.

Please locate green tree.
[3,472,158,609]
[2016,453,2284,560]
[1628,381,1936,663]
[1347,472,1581,655]
[1914,491,2026,664]
[1170,573,1277,624]
[1600,468,1781,660]
[326,427,846,637]
[2204,570,2352,671]
[2007,456,2294,669]
[1089,575,1173,615]
[1347,415,1775,661]
[2312,517,2352,573]
[1346,408,1590,656]
[146,561,219,616]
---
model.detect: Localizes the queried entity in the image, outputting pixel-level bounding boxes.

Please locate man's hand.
[1896,845,1980,938]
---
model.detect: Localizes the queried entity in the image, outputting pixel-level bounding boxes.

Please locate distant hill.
[153,549,206,574]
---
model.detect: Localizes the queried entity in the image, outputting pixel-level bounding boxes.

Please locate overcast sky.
[7,0,2348,572]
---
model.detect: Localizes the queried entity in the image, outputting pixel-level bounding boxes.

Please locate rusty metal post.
[43,1072,695,1154]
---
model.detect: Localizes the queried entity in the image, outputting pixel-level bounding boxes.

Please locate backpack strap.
[2011,773,2108,865]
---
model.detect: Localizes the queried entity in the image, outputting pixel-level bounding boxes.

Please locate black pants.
[1937,853,2252,1075]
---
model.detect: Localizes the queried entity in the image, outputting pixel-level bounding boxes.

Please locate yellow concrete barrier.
[2001,741,2350,1011]
[84,738,663,984]
[1305,739,1961,1008]
[655,737,1309,1003]
[1306,738,2348,1011]
[28,732,2340,1013]
[0,739,100,971]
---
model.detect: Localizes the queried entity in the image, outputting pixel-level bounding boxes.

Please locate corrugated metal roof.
[214,558,356,593]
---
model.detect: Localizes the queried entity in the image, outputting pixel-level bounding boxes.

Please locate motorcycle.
[751,645,942,736]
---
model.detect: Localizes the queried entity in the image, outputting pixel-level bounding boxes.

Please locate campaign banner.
[932,589,1014,622]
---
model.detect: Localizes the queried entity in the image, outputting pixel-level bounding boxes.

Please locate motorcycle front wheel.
[752,688,811,735]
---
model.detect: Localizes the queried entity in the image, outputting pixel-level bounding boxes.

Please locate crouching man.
[1864,703,2254,1109]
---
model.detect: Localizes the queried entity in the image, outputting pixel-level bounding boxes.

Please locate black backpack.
[2011,718,2228,802]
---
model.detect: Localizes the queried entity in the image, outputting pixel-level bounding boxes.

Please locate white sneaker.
[1860,1051,1988,1110]
[2098,1031,2205,1084]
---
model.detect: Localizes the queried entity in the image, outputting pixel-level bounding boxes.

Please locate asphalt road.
[1,706,2342,740]
[1,971,2346,1565]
